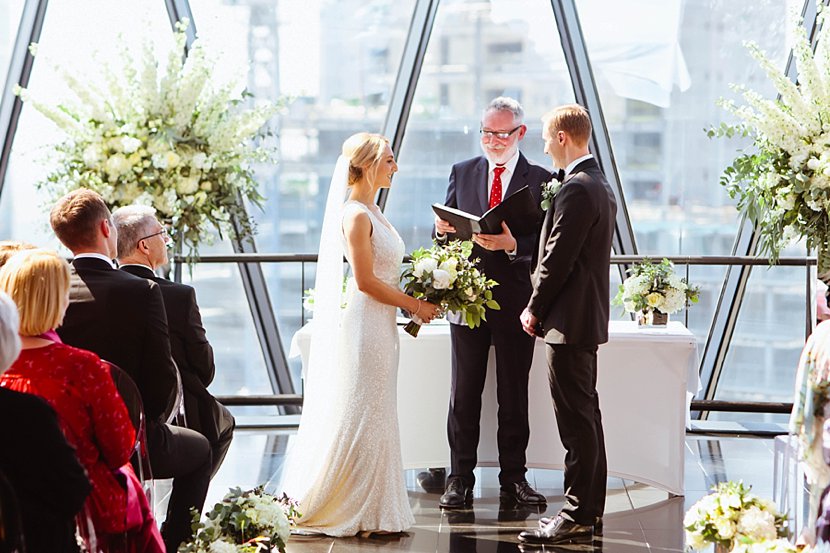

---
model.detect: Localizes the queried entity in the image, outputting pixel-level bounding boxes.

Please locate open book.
[432,185,541,241]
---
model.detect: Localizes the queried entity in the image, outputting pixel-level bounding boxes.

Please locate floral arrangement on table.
[613,258,699,324]
[731,539,799,553]
[401,239,500,337]
[684,481,788,552]
[178,487,300,553]
[15,19,278,259]
[709,10,830,276]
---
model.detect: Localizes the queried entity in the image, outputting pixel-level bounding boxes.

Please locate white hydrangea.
[208,540,238,553]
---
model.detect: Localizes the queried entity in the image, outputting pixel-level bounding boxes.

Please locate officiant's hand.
[473,221,517,252]
[520,308,540,337]
[435,215,456,235]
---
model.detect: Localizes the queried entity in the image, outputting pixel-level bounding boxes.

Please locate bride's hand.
[418,300,442,324]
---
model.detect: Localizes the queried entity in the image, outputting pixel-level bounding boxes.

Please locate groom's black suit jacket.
[444,153,550,319]
[529,157,617,345]
[57,257,177,422]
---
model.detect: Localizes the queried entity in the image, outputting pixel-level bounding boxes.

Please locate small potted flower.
[613,258,699,326]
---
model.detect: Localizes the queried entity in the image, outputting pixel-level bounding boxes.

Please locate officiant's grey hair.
[484,96,524,124]
[112,205,160,258]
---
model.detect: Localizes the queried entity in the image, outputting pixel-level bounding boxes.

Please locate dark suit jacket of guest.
[0,387,90,553]
[443,153,551,320]
[528,157,616,346]
[120,265,225,442]
[57,257,177,422]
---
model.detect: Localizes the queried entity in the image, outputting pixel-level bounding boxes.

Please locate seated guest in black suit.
[49,189,212,552]
[0,290,91,553]
[113,205,235,478]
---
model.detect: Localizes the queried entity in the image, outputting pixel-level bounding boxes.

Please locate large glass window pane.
[712,243,810,423]
[385,0,574,250]
[189,0,416,389]
[0,0,24,90]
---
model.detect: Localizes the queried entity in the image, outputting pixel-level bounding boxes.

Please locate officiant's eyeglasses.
[138,228,170,243]
[480,125,522,140]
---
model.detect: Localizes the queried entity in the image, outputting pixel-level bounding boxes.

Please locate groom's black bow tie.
[554,168,565,182]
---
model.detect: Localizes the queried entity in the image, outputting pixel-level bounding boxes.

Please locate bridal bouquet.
[684,481,787,551]
[15,20,278,259]
[179,487,300,553]
[613,258,699,322]
[710,10,830,275]
[401,239,499,337]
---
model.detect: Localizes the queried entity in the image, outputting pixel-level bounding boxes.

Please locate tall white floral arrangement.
[711,10,830,274]
[15,20,278,258]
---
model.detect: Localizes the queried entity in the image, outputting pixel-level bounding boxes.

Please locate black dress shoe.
[439,477,473,509]
[519,513,593,545]
[539,515,602,532]
[499,480,547,506]
[416,468,446,494]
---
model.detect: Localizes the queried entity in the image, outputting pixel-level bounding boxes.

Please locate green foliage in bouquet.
[401,240,499,334]
[15,20,278,260]
[179,486,300,553]
[708,11,830,273]
[613,258,699,315]
[684,481,788,551]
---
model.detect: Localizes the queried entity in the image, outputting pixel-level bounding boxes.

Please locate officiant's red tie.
[489,166,506,209]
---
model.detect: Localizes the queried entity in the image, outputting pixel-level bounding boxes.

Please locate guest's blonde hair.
[543,104,592,146]
[0,249,71,336]
[0,240,36,268]
[342,132,389,186]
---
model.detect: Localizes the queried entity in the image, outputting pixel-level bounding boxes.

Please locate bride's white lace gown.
[282,201,415,536]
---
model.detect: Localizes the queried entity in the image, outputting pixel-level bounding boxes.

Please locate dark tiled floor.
[161,432,784,552]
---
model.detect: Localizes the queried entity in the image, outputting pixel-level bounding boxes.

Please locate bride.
[281,132,441,536]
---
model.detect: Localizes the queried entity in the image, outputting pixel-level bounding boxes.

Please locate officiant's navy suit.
[528,156,616,524]
[441,152,550,488]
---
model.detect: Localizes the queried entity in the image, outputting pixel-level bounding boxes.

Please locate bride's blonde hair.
[342,132,389,186]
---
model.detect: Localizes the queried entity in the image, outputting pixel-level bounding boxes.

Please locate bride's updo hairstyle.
[343,132,389,186]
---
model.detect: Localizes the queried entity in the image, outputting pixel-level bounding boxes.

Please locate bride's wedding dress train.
[281,201,415,536]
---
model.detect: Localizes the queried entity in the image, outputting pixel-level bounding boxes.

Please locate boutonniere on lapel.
[540,179,562,211]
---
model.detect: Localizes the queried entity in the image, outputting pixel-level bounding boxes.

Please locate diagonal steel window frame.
[550,0,637,259]
[376,0,439,210]
[0,0,48,197]
[163,0,296,401]
[698,0,822,410]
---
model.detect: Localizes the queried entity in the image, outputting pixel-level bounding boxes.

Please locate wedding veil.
[279,155,350,497]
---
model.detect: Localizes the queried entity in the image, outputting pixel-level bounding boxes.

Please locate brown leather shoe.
[519,513,593,544]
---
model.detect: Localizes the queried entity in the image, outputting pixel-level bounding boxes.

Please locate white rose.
[714,518,736,539]
[83,145,103,167]
[165,151,181,169]
[432,269,451,289]
[151,153,168,169]
[438,261,458,284]
[120,136,142,154]
[177,174,200,195]
[808,157,822,170]
[413,257,438,278]
[191,152,209,170]
[736,506,777,541]
[105,153,130,178]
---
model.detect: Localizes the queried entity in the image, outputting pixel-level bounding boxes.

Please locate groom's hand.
[520,308,539,337]
[473,221,517,252]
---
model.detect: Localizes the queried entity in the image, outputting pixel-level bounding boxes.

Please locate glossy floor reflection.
[187,432,778,552]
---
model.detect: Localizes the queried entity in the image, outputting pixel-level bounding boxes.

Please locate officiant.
[433,96,551,509]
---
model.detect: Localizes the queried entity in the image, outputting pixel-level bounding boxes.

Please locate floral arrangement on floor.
[178,487,300,553]
[708,10,830,275]
[401,239,499,336]
[684,481,788,552]
[15,19,278,259]
[731,539,798,553]
[613,258,699,321]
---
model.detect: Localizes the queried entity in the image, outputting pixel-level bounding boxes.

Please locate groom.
[434,96,549,509]
[518,104,616,545]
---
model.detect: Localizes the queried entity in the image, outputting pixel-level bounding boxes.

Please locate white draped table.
[290,319,700,496]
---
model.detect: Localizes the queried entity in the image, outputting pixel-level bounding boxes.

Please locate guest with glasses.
[113,205,235,480]
[432,96,551,510]
[50,189,211,552]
